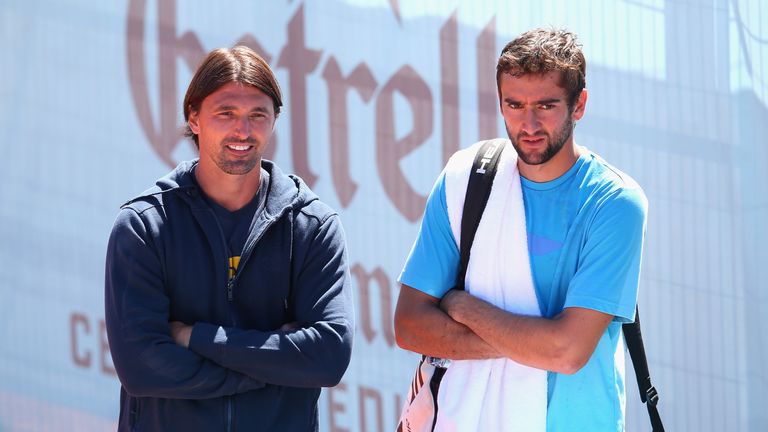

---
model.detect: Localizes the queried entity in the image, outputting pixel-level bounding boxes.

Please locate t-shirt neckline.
[520,152,589,191]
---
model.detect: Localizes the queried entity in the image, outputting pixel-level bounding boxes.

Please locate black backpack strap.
[456,139,505,291]
[623,306,665,431]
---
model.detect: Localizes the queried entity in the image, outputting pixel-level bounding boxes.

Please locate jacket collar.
[124,159,317,216]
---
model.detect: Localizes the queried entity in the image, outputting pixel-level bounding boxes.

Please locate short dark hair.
[183,46,283,147]
[496,28,586,108]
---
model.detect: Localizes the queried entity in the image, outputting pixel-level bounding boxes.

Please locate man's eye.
[218,112,233,118]
[540,104,554,110]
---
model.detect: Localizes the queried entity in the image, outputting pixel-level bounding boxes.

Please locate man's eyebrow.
[503,97,563,105]
[213,105,271,113]
[536,98,562,104]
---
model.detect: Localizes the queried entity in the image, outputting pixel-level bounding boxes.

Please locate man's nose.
[233,115,251,137]
[520,109,541,135]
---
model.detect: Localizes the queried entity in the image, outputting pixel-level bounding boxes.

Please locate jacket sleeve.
[105,207,265,398]
[187,213,355,388]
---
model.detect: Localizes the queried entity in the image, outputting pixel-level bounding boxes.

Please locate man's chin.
[218,159,259,176]
[515,149,549,166]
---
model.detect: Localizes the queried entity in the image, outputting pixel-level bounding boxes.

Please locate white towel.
[436,139,547,432]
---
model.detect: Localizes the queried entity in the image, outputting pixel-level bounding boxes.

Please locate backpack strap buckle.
[645,386,659,407]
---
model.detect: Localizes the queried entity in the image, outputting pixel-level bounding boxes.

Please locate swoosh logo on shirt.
[528,234,563,256]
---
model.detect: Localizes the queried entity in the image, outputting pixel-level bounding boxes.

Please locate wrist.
[440,289,465,323]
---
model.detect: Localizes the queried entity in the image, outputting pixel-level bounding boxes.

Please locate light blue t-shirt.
[399,151,648,431]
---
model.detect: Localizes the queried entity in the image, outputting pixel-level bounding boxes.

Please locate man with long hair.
[105,46,354,431]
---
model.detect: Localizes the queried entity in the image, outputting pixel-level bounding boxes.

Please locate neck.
[518,141,582,183]
[194,160,262,212]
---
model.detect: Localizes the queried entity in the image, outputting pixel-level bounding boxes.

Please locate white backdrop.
[1,1,767,431]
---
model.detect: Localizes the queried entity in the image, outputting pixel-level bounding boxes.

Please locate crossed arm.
[105,209,262,399]
[394,284,612,375]
[170,321,298,347]
[177,216,353,389]
[106,209,353,399]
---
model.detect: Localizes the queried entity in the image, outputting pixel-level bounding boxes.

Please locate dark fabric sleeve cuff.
[188,322,224,363]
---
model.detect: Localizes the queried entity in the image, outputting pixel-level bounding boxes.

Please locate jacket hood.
[125,159,319,216]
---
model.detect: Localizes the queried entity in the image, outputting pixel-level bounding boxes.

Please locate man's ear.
[572,89,588,121]
[188,110,200,135]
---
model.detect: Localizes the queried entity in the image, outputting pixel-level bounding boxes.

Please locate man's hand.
[394,284,501,359]
[439,289,471,323]
[170,321,192,348]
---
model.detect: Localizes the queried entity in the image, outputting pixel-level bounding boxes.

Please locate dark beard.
[509,115,573,165]
[217,157,259,175]
[216,137,260,175]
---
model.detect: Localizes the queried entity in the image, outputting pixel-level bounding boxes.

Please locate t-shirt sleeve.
[564,186,648,323]
[397,173,460,298]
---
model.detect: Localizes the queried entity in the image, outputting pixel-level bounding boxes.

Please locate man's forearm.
[187,320,352,388]
[441,290,612,374]
[396,304,501,359]
[394,285,500,360]
[443,292,564,369]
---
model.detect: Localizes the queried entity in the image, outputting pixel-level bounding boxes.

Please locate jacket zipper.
[227,395,233,432]
[204,207,239,325]
[130,396,140,432]
[207,204,289,304]
[231,212,293,323]
[228,210,288,290]
[227,278,234,301]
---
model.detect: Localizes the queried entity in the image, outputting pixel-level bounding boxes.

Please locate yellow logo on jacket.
[228,256,240,279]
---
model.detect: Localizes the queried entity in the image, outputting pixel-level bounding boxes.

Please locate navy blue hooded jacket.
[105,159,354,431]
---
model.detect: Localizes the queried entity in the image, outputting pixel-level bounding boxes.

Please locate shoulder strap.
[456,140,505,290]
[623,306,665,431]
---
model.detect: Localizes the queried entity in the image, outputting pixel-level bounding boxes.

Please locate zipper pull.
[227,279,234,301]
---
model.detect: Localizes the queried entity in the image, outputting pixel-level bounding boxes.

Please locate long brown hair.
[183,46,283,147]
